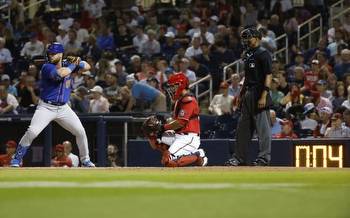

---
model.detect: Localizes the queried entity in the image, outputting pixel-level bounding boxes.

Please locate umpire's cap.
[47,42,64,54]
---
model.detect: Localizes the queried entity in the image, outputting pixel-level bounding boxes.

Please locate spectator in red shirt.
[51,144,72,167]
[0,140,17,166]
[274,119,298,139]
[311,90,333,113]
[303,59,320,91]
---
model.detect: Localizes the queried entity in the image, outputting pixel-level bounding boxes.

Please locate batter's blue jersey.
[40,61,73,104]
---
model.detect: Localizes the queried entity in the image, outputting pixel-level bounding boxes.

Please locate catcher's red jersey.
[173,95,200,134]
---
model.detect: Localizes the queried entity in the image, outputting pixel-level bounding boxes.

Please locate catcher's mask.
[166,73,189,101]
[46,42,64,64]
[240,28,261,50]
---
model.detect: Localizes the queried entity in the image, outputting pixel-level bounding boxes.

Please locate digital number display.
[295,145,343,168]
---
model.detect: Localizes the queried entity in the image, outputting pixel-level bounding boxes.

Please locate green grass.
[0,167,349,218]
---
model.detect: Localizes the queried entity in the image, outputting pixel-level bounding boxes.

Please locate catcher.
[142,73,208,167]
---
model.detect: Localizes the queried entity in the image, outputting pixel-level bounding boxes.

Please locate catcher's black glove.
[142,115,163,136]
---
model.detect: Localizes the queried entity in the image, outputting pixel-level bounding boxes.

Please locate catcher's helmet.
[47,42,64,54]
[166,73,189,101]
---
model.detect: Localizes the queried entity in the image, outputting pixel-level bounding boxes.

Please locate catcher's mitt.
[66,56,81,65]
[142,115,163,136]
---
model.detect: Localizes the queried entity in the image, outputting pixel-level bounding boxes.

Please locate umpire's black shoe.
[224,157,245,166]
[251,158,270,166]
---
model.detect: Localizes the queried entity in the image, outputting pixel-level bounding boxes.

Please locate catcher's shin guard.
[161,151,199,167]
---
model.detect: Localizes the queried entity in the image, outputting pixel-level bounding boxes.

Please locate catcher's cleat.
[82,160,95,167]
[195,149,208,166]
[10,145,29,167]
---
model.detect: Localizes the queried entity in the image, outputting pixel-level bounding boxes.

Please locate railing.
[23,0,47,10]
[330,0,345,24]
[0,3,9,22]
[189,74,213,101]
[331,7,350,26]
[273,33,289,64]
[297,13,323,49]
[1,0,48,23]
[223,59,243,81]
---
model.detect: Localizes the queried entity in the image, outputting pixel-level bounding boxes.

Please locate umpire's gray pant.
[235,89,271,162]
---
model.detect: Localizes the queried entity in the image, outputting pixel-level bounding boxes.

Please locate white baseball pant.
[167,133,201,158]
[19,100,90,161]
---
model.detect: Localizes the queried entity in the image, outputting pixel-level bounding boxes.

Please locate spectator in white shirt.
[185,34,202,58]
[300,103,318,131]
[209,82,234,116]
[64,29,81,55]
[198,22,215,45]
[318,106,332,136]
[0,37,12,64]
[0,84,18,114]
[325,113,350,137]
[20,33,44,58]
[63,141,79,167]
[56,26,69,45]
[178,57,196,83]
[89,85,109,113]
[72,20,89,44]
[83,0,106,19]
[141,29,160,58]
[133,26,149,53]
[187,17,201,38]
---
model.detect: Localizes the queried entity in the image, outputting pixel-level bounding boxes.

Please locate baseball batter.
[10,42,95,167]
[143,73,208,167]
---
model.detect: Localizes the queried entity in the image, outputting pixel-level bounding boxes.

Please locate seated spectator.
[341,85,350,109]
[274,119,298,139]
[56,25,69,45]
[276,71,290,95]
[145,16,160,33]
[107,144,122,167]
[62,141,79,167]
[141,29,160,58]
[96,25,115,51]
[316,106,333,137]
[1,74,17,96]
[228,73,241,97]
[334,49,350,80]
[270,78,284,108]
[311,90,333,112]
[114,60,128,87]
[17,75,39,113]
[315,80,333,100]
[89,85,109,113]
[303,59,320,91]
[189,55,210,78]
[0,140,17,167]
[185,34,202,58]
[72,20,89,44]
[324,113,350,137]
[187,17,201,38]
[300,103,318,131]
[115,24,134,52]
[64,29,82,55]
[51,144,72,167]
[155,59,173,86]
[83,0,105,19]
[104,73,120,105]
[126,74,166,112]
[333,83,347,110]
[81,35,102,62]
[291,66,305,88]
[0,37,13,64]
[328,18,342,43]
[133,26,148,53]
[70,86,90,113]
[178,57,196,83]
[0,84,18,114]
[147,77,160,90]
[280,84,304,113]
[208,82,233,116]
[20,32,44,59]
[161,32,181,62]
[343,109,350,128]
[287,52,310,81]
[198,21,215,45]
[112,86,131,112]
[327,30,347,57]
[270,109,283,136]
[259,27,276,55]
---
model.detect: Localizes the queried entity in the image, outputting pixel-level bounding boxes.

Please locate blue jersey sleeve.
[41,64,62,81]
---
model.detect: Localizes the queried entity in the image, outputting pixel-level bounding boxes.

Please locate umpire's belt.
[42,99,65,106]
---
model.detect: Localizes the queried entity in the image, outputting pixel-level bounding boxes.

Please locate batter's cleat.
[10,145,29,167]
[82,160,95,167]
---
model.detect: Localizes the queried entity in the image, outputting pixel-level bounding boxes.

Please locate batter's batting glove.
[66,56,81,65]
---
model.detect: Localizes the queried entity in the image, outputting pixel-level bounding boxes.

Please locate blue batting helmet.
[47,43,64,54]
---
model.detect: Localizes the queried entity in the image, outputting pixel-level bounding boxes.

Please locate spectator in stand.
[287,52,310,81]
[343,109,350,128]
[162,32,181,62]
[327,73,338,92]
[311,90,333,112]
[147,76,160,90]
[0,37,12,64]
[0,140,17,167]
[156,59,172,86]
[304,38,330,63]
[327,18,342,43]
[208,82,233,116]
[114,60,128,86]
[63,141,79,167]
[56,25,69,46]
[128,55,142,75]
[274,119,298,139]
[317,106,333,137]
[280,84,304,115]
[104,73,120,108]
[89,85,109,113]
[315,80,333,100]
[292,66,305,88]
[343,12,350,33]
[83,0,106,19]
[107,144,122,167]
[198,21,215,45]
[283,9,298,45]
[268,14,284,37]
[178,57,196,83]
[133,26,148,54]
[270,109,283,137]
[72,20,89,44]
[174,24,191,47]
[112,86,131,112]
[51,144,72,167]
[125,74,166,112]
[1,74,17,97]
[303,59,320,91]
[228,73,241,97]
[0,84,18,114]
[185,34,202,58]
[208,15,219,34]
[327,30,347,57]
[81,35,102,62]
[20,32,44,59]
[276,71,290,95]
[334,49,350,80]
[145,16,160,33]
[189,55,210,79]
[115,24,134,52]
[333,83,347,109]
[141,29,160,58]
[341,85,350,109]
[324,113,350,137]
[241,2,258,27]
[316,51,333,74]
[80,71,96,89]
[17,75,39,113]
[96,24,115,51]
[187,17,201,38]
[64,29,81,55]
[270,78,284,108]
[300,103,318,132]
[70,86,90,113]
[259,27,276,55]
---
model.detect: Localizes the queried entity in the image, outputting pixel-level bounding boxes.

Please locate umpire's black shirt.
[243,46,272,99]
